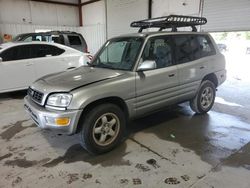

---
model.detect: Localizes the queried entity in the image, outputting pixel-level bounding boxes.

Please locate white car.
[0,42,90,93]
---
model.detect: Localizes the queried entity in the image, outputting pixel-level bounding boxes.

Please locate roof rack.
[130,15,207,33]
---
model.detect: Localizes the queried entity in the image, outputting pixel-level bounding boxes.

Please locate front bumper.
[24,96,82,135]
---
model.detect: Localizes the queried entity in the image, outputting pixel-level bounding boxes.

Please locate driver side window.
[142,36,173,69]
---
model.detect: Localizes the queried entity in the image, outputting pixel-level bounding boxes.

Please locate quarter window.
[197,35,216,57]
[68,35,82,45]
[142,36,173,69]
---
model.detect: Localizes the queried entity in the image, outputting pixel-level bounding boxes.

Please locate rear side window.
[68,35,82,45]
[51,35,65,44]
[174,35,193,64]
[15,45,31,60]
[22,35,47,42]
[33,35,42,41]
[174,34,216,64]
[31,44,65,58]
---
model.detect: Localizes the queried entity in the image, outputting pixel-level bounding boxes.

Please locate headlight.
[46,93,72,108]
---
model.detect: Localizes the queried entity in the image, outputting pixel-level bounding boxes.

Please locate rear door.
[173,34,206,100]
[0,45,36,92]
[31,44,80,79]
[174,34,217,101]
[135,35,179,116]
[31,44,69,79]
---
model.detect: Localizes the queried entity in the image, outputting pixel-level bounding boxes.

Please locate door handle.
[67,67,76,70]
[168,73,175,77]
[25,63,33,66]
[199,66,205,69]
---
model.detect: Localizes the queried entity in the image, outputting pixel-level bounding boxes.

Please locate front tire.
[78,103,126,154]
[190,80,216,114]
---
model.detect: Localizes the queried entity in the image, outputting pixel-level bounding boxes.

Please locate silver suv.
[24,15,226,154]
[12,31,88,53]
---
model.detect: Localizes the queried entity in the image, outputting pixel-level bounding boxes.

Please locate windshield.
[12,34,24,42]
[90,37,144,71]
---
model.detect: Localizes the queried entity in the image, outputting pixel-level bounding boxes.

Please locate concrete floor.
[0,78,250,188]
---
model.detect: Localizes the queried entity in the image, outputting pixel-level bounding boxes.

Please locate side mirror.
[137,60,156,71]
[0,57,2,62]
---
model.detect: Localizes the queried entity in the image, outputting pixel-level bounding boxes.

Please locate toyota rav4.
[24,15,226,154]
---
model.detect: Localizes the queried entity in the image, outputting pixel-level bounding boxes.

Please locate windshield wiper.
[94,63,114,69]
[87,62,96,67]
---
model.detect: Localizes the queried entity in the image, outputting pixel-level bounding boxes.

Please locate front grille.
[28,87,44,104]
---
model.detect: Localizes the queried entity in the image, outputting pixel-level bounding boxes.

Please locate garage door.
[106,0,148,38]
[202,0,250,32]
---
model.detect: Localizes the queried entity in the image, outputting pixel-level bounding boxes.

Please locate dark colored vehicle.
[12,31,88,53]
[217,43,227,52]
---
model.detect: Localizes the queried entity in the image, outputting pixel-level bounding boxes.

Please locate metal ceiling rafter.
[80,0,101,6]
[30,0,78,6]
[30,0,101,7]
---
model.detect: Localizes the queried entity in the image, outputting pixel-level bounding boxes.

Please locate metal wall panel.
[81,0,106,26]
[106,0,148,38]
[80,0,106,54]
[202,0,250,32]
[152,0,201,17]
[0,0,78,26]
[30,1,78,26]
[78,24,106,54]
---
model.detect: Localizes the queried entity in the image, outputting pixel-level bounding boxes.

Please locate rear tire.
[78,103,126,154]
[190,80,216,114]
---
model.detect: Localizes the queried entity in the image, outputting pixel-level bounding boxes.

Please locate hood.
[32,66,124,93]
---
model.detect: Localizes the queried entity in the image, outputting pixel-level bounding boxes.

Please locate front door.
[135,35,179,116]
[0,45,36,92]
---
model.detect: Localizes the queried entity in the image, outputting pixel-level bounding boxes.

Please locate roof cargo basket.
[130,15,207,33]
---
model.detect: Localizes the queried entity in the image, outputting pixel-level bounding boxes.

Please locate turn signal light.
[55,118,70,126]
